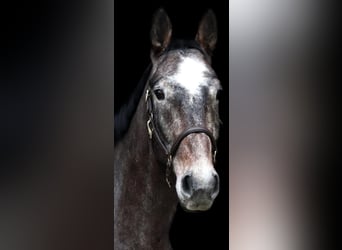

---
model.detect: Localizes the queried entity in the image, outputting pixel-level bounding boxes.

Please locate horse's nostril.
[182,175,193,196]
[212,174,220,195]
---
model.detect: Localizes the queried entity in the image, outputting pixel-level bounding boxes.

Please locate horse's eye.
[216,89,222,100]
[154,89,165,100]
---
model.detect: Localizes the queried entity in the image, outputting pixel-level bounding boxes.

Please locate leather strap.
[145,87,217,187]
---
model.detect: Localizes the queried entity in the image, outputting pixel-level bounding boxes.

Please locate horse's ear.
[196,9,217,56]
[150,8,172,58]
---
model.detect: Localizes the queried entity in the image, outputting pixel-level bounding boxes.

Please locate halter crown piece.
[145,88,217,188]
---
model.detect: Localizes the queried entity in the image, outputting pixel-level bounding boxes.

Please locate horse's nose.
[181,174,193,197]
[181,173,220,199]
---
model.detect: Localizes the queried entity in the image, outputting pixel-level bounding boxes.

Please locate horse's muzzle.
[178,172,220,211]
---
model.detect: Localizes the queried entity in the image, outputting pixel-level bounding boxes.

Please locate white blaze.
[173,57,208,95]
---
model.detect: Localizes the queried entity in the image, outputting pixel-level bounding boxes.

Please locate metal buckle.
[145,88,150,102]
[145,88,154,139]
[146,117,153,139]
[213,150,217,163]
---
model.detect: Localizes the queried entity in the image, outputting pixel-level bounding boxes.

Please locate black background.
[114,0,229,249]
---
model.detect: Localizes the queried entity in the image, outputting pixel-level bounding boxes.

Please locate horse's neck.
[114,96,178,250]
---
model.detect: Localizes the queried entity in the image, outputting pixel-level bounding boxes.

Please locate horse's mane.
[114,63,152,143]
[114,39,205,143]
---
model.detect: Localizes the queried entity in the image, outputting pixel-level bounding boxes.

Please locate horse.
[114,8,222,249]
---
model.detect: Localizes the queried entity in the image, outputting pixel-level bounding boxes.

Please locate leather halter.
[145,88,217,188]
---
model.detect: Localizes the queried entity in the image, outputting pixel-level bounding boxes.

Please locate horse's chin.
[179,199,213,212]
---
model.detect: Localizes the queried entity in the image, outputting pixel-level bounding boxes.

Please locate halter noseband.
[145,88,217,188]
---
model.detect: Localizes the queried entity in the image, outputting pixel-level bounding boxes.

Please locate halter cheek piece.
[145,88,217,188]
